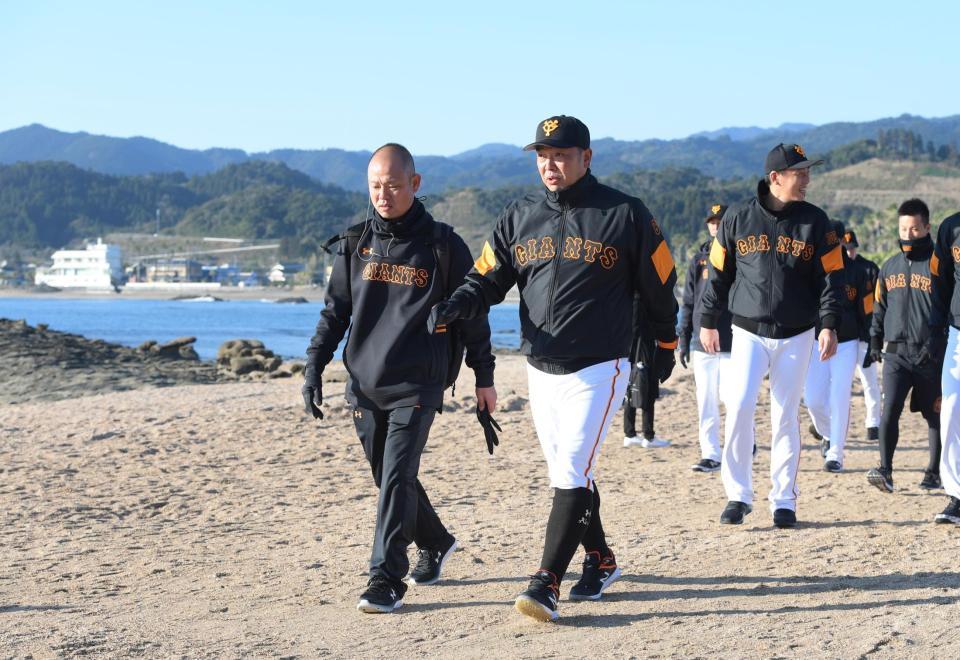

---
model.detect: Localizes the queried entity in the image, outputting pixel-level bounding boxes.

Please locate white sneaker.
[640,437,670,448]
[624,436,642,447]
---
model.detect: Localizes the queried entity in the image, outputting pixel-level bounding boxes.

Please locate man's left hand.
[475,386,500,455]
[654,343,676,383]
[818,328,838,361]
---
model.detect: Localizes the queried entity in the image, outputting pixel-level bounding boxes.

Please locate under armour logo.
[543,119,559,136]
[354,410,362,419]
[578,508,592,525]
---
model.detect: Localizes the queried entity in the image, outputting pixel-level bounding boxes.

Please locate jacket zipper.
[546,203,567,333]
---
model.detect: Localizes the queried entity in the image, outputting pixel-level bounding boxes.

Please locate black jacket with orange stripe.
[443,171,679,372]
[830,250,873,343]
[931,211,960,332]
[852,254,880,342]
[679,239,733,352]
[873,235,937,351]
[699,180,845,338]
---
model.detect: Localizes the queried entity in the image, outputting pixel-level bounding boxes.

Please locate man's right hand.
[427,300,463,334]
[700,328,720,354]
[301,383,323,419]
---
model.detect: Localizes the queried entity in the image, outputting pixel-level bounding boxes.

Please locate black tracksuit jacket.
[679,239,733,353]
[828,251,873,343]
[700,180,845,338]
[444,171,679,372]
[932,211,960,332]
[871,236,936,355]
[304,201,495,410]
[851,254,880,342]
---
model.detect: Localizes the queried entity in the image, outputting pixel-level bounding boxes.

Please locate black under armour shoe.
[407,535,458,585]
[514,570,560,622]
[569,550,622,600]
[356,575,407,614]
[866,466,894,493]
[935,497,960,524]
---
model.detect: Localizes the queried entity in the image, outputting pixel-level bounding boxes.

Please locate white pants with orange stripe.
[940,327,960,500]
[527,357,630,490]
[721,327,815,513]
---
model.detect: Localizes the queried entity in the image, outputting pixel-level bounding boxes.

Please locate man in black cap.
[678,203,733,472]
[428,115,678,622]
[844,229,882,440]
[700,142,845,529]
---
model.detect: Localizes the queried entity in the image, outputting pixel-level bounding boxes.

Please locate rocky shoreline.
[0,318,306,405]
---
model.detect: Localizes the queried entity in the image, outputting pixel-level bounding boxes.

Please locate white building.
[35,238,124,289]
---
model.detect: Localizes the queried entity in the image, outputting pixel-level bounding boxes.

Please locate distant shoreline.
[0,285,523,303]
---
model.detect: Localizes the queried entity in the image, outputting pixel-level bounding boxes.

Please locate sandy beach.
[2,352,959,658]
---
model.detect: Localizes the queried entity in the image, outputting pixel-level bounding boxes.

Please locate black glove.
[867,348,883,366]
[678,337,691,369]
[427,299,464,335]
[301,383,323,419]
[476,408,501,455]
[919,333,948,367]
[862,349,877,369]
[654,344,676,383]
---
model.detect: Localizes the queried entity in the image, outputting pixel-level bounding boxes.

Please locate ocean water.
[0,297,522,361]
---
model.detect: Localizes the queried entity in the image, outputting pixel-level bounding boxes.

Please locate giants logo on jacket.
[361,261,429,288]
[884,272,932,294]
[513,236,619,270]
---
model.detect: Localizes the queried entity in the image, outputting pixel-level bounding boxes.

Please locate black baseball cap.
[843,229,859,247]
[833,220,846,238]
[764,143,824,173]
[706,204,727,222]
[523,115,591,151]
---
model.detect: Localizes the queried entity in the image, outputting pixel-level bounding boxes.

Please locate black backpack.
[322,220,466,395]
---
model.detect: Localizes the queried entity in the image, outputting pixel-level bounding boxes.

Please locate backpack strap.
[430,222,454,297]
[321,220,369,255]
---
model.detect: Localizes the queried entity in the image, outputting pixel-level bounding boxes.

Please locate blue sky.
[3,1,959,155]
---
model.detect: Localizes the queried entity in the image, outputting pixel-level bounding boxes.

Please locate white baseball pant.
[803,338,858,465]
[527,357,630,490]
[855,340,882,428]
[940,327,960,500]
[721,326,814,513]
[692,350,731,462]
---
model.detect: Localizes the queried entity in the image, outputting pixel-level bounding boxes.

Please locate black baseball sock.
[580,485,610,557]
[538,487,593,583]
[927,425,942,473]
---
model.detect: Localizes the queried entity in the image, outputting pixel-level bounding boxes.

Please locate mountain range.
[3,114,960,192]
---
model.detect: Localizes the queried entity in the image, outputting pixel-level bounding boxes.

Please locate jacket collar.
[545,171,597,210]
[372,199,428,237]
[899,234,934,260]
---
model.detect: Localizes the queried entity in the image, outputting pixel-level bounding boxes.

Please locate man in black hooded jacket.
[302,143,497,614]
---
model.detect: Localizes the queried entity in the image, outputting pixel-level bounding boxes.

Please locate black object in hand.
[678,337,691,369]
[654,345,676,383]
[427,300,462,334]
[301,384,323,419]
[476,408,501,455]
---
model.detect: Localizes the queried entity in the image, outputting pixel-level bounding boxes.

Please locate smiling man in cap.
[428,114,679,621]
[700,142,845,529]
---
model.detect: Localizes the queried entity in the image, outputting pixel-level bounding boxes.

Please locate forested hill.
[3,137,960,269]
[3,114,960,191]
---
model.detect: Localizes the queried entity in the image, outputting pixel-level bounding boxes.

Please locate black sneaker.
[691,458,721,473]
[935,497,960,524]
[357,576,407,613]
[823,460,842,473]
[919,471,943,490]
[866,426,879,441]
[809,423,822,441]
[407,535,458,585]
[719,501,752,525]
[866,467,894,493]
[773,508,797,528]
[569,551,621,601]
[514,570,560,622]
